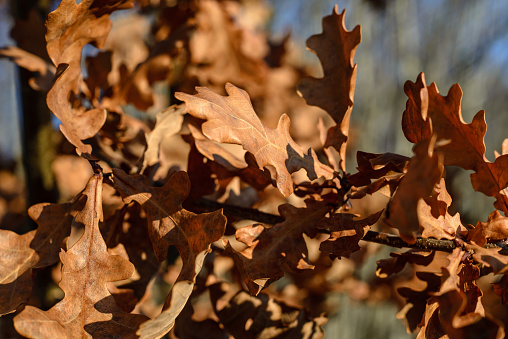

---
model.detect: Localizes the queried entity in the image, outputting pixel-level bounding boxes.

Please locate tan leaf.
[45,0,133,156]
[298,5,361,172]
[386,137,444,243]
[419,178,463,241]
[142,105,185,171]
[0,197,84,315]
[0,46,55,91]
[403,73,508,214]
[13,174,148,338]
[318,210,383,260]
[175,83,334,197]
[226,201,330,295]
[137,256,206,339]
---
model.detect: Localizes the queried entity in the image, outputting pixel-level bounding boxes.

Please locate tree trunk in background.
[11,0,57,208]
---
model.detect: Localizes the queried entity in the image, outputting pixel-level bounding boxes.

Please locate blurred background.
[1,0,508,338]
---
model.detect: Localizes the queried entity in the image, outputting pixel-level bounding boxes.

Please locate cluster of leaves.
[2,0,508,338]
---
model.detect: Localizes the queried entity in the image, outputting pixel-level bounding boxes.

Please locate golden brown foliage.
[2,1,508,338]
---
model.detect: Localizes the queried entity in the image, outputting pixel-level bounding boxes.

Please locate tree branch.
[194,198,506,253]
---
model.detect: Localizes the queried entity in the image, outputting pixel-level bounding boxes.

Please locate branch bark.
[194,198,506,253]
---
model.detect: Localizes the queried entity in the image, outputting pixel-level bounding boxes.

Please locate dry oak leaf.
[112,169,226,338]
[142,105,185,172]
[226,201,330,295]
[419,178,463,241]
[0,197,84,315]
[318,209,383,260]
[112,169,226,265]
[396,271,442,333]
[14,174,148,338]
[209,282,327,339]
[430,249,505,339]
[465,243,508,275]
[403,73,508,214]
[45,0,133,156]
[376,250,436,279]
[0,46,55,91]
[468,210,508,247]
[298,6,361,172]
[385,137,444,244]
[175,83,334,197]
[492,273,508,305]
[347,151,409,188]
[186,124,272,192]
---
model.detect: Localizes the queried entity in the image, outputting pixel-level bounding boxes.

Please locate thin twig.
[194,198,506,253]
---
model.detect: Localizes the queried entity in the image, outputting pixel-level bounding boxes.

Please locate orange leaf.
[175,83,334,197]
[298,6,361,172]
[14,174,148,338]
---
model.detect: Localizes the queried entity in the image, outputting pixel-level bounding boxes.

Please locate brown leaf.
[186,124,272,192]
[187,1,268,99]
[173,292,226,339]
[318,210,383,260]
[112,169,226,338]
[386,138,444,243]
[419,178,463,241]
[142,105,185,171]
[45,0,133,156]
[112,169,226,265]
[298,6,361,172]
[492,273,508,305]
[376,250,436,279]
[226,201,330,295]
[466,244,508,274]
[0,46,55,91]
[431,249,504,339]
[468,210,508,246]
[209,282,327,339]
[396,271,442,333]
[13,174,148,338]
[347,151,409,188]
[403,73,508,214]
[0,197,84,315]
[175,83,334,197]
